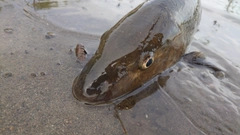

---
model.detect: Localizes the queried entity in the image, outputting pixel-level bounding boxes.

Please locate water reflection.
[32,0,81,10]
[30,0,146,36]
[33,0,58,10]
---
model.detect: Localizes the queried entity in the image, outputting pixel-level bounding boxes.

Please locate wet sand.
[0,1,122,134]
[1,0,240,135]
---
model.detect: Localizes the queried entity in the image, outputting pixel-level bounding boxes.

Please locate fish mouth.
[72,72,115,105]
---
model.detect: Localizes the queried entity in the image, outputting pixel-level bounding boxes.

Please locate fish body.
[72,0,201,104]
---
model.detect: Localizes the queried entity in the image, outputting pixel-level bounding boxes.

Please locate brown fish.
[72,0,202,105]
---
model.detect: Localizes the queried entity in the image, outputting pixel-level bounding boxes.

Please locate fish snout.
[72,73,113,104]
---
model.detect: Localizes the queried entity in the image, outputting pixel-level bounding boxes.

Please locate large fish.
[72,0,202,105]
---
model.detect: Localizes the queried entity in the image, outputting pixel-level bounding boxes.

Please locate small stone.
[82,7,87,10]
[45,32,55,39]
[40,72,46,76]
[30,73,37,77]
[40,91,44,95]
[4,28,13,34]
[64,119,72,124]
[9,126,13,131]
[117,3,120,7]
[184,97,192,102]
[201,72,208,78]
[3,72,13,78]
[49,47,54,50]
[137,122,141,126]
[75,44,87,61]
[75,60,80,63]
[25,50,29,54]
[57,62,61,65]
[213,20,217,25]
[69,49,73,53]
[214,71,225,79]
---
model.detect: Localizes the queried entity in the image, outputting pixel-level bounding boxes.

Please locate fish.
[72,0,202,105]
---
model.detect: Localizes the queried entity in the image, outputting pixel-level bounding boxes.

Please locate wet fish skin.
[72,0,202,105]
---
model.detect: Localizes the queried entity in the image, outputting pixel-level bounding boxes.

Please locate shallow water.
[1,0,240,135]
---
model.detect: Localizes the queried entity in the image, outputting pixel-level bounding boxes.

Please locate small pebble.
[64,119,72,124]
[214,71,225,79]
[40,91,44,95]
[10,52,14,55]
[201,72,208,78]
[169,70,174,73]
[69,49,73,53]
[213,20,217,25]
[45,32,55,39]
[76,60,80,63]
[49,47,54,50]
[75,44,87,61]
[30,73,37,77]
[40,72,46,76]
[3,72,13,78]
[4,28,13,34]
[9,126,13,131]
[25,50,29,54]
[82,7,87,10]
[184,97,192,102]
[57,62,61,65]
[117,3,120,7]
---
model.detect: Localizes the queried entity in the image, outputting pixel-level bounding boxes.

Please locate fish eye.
[146,57,153,67]
[139,52,154,69]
